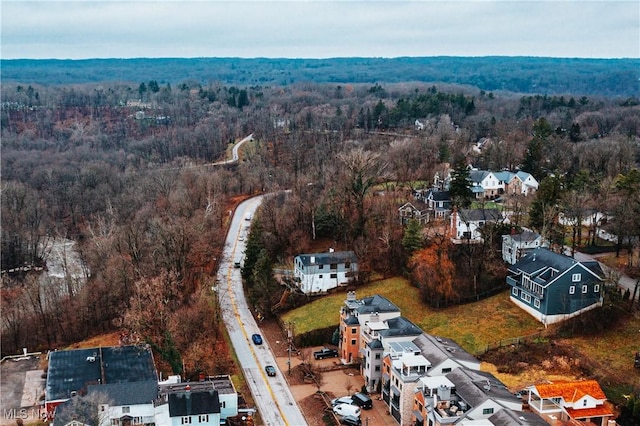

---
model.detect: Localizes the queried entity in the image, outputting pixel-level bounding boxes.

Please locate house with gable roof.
[398,200,431,225]
[502,229,546,265]
[468,170,501,200]
[293,250,358,294]
[493,171,539,197]
[526,380,614,426]
[412,333,481,377]
[451,208,503,242]
[507,247,604,326]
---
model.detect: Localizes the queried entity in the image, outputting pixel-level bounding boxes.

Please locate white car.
[331,396,353,407]
[333,403,361,418]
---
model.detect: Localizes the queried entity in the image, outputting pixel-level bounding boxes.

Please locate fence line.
[474,330,548,356]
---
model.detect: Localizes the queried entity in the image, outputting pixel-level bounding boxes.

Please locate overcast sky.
[2,1,638,60]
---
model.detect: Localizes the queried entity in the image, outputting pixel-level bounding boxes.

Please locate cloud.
[1,1,638,59]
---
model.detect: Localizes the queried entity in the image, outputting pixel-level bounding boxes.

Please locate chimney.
[310,256,316,264]
[185,385,192,415]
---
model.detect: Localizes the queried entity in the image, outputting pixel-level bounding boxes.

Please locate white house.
[451,208,503,242]
[293,250,358,294]
[468,170,501,199]
[502,230,546,264]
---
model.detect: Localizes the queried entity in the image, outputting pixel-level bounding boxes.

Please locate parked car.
[333,403,361,418]
[339,415,362,426]
[251,334,263,345]
[313,347,339,360]
[265,365,276,376]
[331,396,353,407]
[350,392,372,410]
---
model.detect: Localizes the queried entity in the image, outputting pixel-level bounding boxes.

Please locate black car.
[339,415,362,426]
[265,365,276,376]
[350,392,373,410]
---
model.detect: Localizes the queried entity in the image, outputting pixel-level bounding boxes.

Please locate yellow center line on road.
[226,237,290,426]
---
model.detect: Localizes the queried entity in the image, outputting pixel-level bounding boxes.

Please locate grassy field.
[282,277,543,355]
[281,276,640,399]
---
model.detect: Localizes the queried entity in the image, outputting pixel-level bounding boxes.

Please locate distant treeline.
[2,56,639,98]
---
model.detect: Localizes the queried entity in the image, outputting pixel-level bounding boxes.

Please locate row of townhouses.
[338,291,613,426]
[45,345,240,426]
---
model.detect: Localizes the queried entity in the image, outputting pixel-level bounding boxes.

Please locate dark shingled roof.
[489,409,548,425]
[346,294,401,314]
[46,346,158,402]
[378,317,422,338]
[87,380,158,406]
[509,247,576,274]
[368,339,384,349]
[426,190,450,201]
[509,230,541,243]
[412,333,480,368]
[296,251,357,266]
[344,315,360,326]
[459,208,502,222]
[168,390,220,417]
[446,368,519,407]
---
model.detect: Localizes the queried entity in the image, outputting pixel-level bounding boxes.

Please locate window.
[318,274,323,278]
[318,264,324,270]
[111,420,119,426]
[375,366,380,372]
[483,408,494,415]
[521,293,531,303]
[534,299,540,308]
[122,407,130,414]
[569,286,575,294]
[594,284,600,293]
[441,368,452,373]
[345,262,351,268]
[330,263,337,270]
[375,353,381,359]
[583,399,587,407]
[582,285,588,294]
[351,328,357,334]
[512,287,518,296]
[572,273,581,282]
[330,273,337,279]
[199,414,209,422]
[182,417,192,424]
[220,401,226,408]
[351,339,357,345]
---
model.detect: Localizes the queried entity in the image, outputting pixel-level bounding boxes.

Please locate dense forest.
[2,67,640,380]
[2,56,639,97]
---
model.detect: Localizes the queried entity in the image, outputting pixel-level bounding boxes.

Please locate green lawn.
[281,277,543,354]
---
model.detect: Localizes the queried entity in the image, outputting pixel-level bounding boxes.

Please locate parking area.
[0,354,46,425]
[274,348,396,426]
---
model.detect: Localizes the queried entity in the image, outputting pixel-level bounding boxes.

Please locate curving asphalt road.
[216,195,307,426]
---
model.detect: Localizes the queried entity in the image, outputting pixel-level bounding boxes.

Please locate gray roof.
[505,230,541,243]
[509,247,576,274]
[399,200,429,212]
[446,368,518,407]
[368,339,383,349]
[46,346,158,402]
[87,380,158,406]
[426,190,451,201]
[344,315,360,326]
[378,317,423,338]
[468,170,491,184]
[168,390,220,417]
[345,294,401,314]
[459,208,502,222]
[508,247,604,282]
[489,409,547,426]
[296,251,357,266]
[412,333,480,368]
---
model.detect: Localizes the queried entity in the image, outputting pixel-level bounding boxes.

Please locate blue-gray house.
[506,248,604,326]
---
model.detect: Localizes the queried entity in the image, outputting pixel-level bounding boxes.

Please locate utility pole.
[287,322,294,376]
